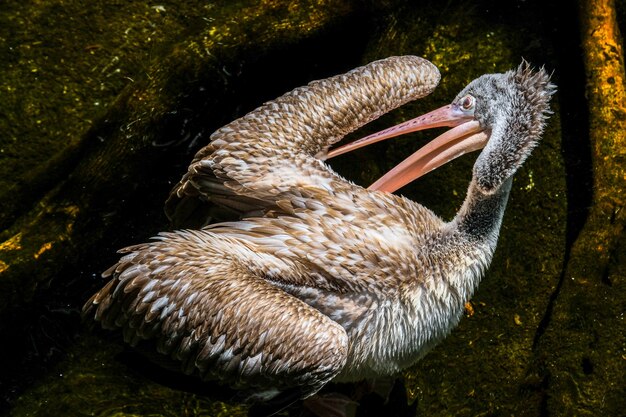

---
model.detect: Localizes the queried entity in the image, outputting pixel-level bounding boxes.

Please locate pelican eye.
[459,95,475,111]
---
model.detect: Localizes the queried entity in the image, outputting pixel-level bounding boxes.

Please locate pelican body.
[84,56,555,407]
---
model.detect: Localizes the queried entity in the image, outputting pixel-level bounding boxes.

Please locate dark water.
[1,0,624,416]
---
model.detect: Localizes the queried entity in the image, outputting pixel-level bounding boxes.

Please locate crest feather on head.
[513,60,557,133]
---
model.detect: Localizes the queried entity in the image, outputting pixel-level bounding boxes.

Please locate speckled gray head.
[456,62,557,193]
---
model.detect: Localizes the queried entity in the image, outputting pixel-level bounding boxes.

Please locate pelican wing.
[204,189,440,294]
[166,56,440,227]
[83,229,348,399]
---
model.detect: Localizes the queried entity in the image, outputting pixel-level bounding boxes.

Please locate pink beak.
[327,104,489,193]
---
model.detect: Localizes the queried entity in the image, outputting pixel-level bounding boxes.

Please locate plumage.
[164,56,441,226]
[84,56,556,410]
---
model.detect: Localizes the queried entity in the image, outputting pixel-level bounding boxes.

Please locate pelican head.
[463,63,556,193]
[329,62,556,195]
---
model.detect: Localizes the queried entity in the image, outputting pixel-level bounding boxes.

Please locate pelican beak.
[327,104,469,159]
[368,117,488,193]
[328,103,488,193]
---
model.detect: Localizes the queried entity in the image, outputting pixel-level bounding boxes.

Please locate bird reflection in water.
[84,56,556,416]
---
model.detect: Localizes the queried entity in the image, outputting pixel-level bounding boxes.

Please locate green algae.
[10,335,248,417]
[0,0,201,230]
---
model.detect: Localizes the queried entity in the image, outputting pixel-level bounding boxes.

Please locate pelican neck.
[452,176,513,243]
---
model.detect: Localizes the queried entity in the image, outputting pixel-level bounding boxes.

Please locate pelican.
[84,56,555,413]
